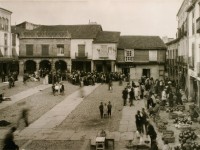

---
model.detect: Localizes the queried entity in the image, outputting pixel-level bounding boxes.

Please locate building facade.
[0,7,17,75]
[186,0,200,107]
[93,31,120,72]
[116,36,166,80]
[166,39,179,82]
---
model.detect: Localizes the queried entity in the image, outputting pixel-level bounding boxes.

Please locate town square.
[0,0,200,150]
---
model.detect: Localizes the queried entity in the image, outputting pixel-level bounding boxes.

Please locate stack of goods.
[174,116,192,129]
[156,122,167,133]
[162,130,175,143]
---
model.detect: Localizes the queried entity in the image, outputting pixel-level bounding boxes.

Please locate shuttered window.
[149,50,157,61]
[42,45,49,56]
[26,44,33,56]
[78,44,85,56]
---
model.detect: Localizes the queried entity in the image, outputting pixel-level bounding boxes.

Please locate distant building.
[116,36,167,80]
[162,36,174,44]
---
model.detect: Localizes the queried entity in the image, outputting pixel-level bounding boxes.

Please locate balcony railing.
[75,52,88,59]
[196,17,200,33]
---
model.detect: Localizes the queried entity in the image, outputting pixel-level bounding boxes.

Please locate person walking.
[135,110,143,134]
[146,120,157,147]
[17,109,29,128]
[107,101,112,118]
[3,127,19,150]
[99,102,104,119]
[122,88,128,106]
[129,87,135,106]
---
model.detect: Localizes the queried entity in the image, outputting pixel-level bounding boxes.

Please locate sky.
[0,0,183,38]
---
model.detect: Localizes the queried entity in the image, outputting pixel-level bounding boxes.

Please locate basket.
[162,136,175,143]
[169,113,178,119]
[177,105,185,110]
[162,130,174,136]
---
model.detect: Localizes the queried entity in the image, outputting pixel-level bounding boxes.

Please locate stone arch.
[39,60,51,72]
[55,60,67,72]
[24,60,36,74]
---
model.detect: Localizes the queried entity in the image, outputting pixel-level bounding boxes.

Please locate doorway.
[143,69,150,78]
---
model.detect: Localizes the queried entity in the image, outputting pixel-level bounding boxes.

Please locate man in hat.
[146,120,157,147]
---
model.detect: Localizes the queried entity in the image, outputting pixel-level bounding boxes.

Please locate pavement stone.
[57,130,75,140]
[0,84,51,110]
[120,132,134,141]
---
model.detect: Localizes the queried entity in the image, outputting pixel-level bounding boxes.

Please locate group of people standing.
[99,101,112,119]
[122,81,144,106]
[52,82,65,96]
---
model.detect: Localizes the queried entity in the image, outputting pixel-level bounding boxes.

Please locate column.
[36,61,39,72]
[19,60,24,75]
[91,60,94,72]
[111,61,115,72]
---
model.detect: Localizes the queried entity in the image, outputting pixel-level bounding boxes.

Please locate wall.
[93,43,117,60]
[70,39,93,59]
[130,64,164,80]
[19,38,70,56]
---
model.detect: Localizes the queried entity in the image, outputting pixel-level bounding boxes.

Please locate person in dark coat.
[150,140,158,150]
[99,102,104,119]
[107,101,112,118]
[135,110,143,134]
[141,108,148,133]
[146,120,157,146]
[147,96,154,109]
[60,82,65,95]
[129,88,135,106]
[176,90,183,105]
[3,127,19,150]
[168,91,174,107]
[122,88,128,106]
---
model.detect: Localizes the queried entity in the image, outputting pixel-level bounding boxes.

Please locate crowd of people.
[120,75,184,150]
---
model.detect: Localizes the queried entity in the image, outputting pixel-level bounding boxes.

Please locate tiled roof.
[93,31,120,43]
[11,26,27,34]
[118,36,167,50]
[31,24,103,39]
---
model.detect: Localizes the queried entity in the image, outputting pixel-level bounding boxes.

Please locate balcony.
[75,52,88,59]
[196,17,200,33]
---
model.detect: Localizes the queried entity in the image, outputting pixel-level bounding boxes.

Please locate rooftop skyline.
[1,0,183,38]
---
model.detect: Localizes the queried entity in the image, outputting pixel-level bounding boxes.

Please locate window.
[42,45,49,56]
[78,44,85,56]
[26,44,33,56]
[125,49,134,62]
[99,45,108,57]
[4,48,7,56]
[57,44,64,55]
[4,33,7,45]
[149,50,157,61]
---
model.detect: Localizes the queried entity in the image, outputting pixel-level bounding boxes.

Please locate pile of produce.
[174,142,200,150]
[173,117,192,125]
[179,129,197,143]
[166,106,184,113]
